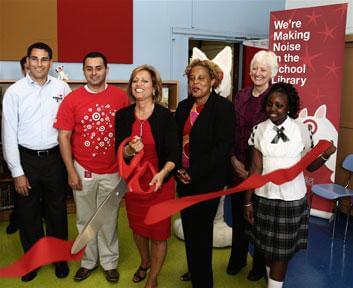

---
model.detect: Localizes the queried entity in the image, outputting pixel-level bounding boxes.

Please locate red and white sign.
[269,3,348,217]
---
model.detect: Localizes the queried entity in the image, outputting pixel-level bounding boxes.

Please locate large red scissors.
[71,137,156,254]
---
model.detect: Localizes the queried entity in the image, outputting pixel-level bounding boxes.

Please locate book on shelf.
[160,87,169,108]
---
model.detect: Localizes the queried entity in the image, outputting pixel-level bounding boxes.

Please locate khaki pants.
[73,161,122,270]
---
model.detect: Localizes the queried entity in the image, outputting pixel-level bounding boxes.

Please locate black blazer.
[115,103,180,181]
[175,91,235,196]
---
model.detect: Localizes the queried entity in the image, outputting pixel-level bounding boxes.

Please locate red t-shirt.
[54,85,129,174]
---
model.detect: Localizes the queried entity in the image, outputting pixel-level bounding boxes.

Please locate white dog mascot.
[298,104,338,182]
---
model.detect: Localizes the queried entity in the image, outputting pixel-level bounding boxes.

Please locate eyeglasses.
[29,56,50,63]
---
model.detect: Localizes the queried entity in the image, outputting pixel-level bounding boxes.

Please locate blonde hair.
[250,50,278,78]
[185,59,223,89]
[127,64,163,103]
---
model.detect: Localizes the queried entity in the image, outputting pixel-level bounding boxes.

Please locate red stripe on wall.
[57,0,133,63]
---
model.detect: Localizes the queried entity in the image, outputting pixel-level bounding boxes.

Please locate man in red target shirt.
[54,51,129,283]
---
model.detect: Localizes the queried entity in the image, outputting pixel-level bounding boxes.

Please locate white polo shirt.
[1,74,71,177]
[248,117,314,201]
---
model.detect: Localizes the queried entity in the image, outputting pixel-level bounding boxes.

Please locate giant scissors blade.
[71,178,128,254]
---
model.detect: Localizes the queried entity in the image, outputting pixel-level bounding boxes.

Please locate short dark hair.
[83,51,107,68]
[20,56,27,71]
[262,82,301,118]
[27,42,53,59]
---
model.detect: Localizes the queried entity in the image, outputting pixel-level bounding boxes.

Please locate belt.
[18,145,60,157]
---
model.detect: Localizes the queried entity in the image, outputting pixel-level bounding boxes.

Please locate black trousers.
[228,191,266,272]
[15,149,68,252]
[181,197,219,288]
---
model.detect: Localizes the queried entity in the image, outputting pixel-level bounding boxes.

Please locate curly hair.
[184,59,222,89]
[127,64,163,103]
[262,82,301,118]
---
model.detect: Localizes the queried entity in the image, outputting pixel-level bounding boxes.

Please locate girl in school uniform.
[244,82,336,288]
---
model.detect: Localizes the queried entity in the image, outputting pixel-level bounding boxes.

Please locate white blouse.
[248,117,313,201]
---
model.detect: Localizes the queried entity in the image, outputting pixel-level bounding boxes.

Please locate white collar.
[26,73,51,86]
[84,83,108,94]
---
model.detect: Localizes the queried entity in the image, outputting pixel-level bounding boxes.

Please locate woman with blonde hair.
[115,65,179,288]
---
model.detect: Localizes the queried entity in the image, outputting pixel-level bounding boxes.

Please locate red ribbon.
[144,140,331,225]
[0,237,84,278]
[0,140,330,278]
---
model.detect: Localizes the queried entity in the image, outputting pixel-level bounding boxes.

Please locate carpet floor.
[0,208,265,288]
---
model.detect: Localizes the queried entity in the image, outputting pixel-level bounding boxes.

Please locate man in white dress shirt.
[1,42,71,282]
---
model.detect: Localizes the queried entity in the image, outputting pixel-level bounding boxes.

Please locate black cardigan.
[115,103,180,181]
[175,91,235,196]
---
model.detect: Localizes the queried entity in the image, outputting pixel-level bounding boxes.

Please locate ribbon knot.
[271,126,289,144]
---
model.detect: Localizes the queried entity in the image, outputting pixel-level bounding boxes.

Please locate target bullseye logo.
[92,112,101,121]
[303,119,317,134]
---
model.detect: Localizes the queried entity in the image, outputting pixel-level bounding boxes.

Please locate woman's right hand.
[244,204,254,225]
[123,136,144,158]
[231,157,248,179]
[129,136,144,153]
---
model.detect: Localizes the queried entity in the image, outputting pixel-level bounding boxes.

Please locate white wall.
[286,0,352,34]
[0,0,285,99]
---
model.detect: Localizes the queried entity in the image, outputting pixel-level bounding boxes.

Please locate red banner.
[269,4,347,216]
[57,0,133,63]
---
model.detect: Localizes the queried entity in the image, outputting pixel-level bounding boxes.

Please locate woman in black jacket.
[175,59,235,288]
[115,65,179,288]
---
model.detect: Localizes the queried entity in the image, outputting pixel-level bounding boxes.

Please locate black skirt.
[246,195,309,261]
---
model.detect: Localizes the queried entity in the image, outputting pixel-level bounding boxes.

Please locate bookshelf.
[0,79,178,111]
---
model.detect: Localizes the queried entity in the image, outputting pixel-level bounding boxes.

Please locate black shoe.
[6,222,18,234]
[21,270,37,282]
[247,269,266,281]
[55,262,69,278]
[226,262,246,275]
[104,269,119,283]
[180,271,191,281]
[74,266,97,281]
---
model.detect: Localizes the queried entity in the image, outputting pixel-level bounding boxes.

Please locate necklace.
[135,103,154,138]
[137,118,145,138]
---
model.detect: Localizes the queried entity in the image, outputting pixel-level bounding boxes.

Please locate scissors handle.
[128,161,157,194]
[118,137,144,179]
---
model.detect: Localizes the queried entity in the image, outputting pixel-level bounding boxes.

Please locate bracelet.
[244,203,252,207]
[320,154,329,161]
[124,145,135,157]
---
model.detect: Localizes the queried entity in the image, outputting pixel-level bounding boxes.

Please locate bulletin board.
[0,0,57,61]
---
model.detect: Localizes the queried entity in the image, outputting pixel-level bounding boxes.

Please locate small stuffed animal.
[55,65,69,81]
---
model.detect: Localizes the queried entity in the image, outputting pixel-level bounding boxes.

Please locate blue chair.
[309,154,353,242]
